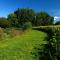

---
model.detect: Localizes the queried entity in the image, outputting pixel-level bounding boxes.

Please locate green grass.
[33,25,60,29]
[0,30,47,60]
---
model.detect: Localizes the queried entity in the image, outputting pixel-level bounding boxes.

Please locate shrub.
[9,28,23,37]
[0,28,7,39]
[55,21,60,25]
[33,27,60,60]
[22,22,32,30]
[0,20,10,28]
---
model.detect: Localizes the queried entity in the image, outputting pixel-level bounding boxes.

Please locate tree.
[14,8,35,26]
[36,12,54,26]
[7,9,54,27]
[55,21,60,25]
[7,13,19,27]
[0,17,10,28]
[22,22,32,30]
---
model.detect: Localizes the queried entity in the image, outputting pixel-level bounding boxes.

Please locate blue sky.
[0,0,60,22]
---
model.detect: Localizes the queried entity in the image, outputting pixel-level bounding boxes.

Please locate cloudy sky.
[0,0,60,22]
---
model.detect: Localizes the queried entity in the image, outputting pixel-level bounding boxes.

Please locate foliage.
[7,13,19,27]
[14,8,35,25]
[7,8,54,28]
[55,21,60,25]
[36,12,54,26]
[22,22,32,30]
[9,28,23,37]
[0,8,54,28]
[0,28,7,39]
[0,30,46,60]
[33,27,60,60]
[0,17,10,28]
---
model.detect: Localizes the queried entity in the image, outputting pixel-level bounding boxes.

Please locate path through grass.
[0,30,47,60]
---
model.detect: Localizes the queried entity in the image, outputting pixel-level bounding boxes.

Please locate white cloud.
[54,16,60,21]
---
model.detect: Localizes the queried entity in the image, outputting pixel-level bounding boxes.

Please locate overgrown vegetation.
[0,8,54,28]
[32,27,60,60]
[0,8,60,60]
[0,30,47,60]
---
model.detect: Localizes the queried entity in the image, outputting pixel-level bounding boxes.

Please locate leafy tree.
[0,17,10,28]
[14,8,35,25]
[36,12,54,26]
[55,21,60,25]
[7,13,19,27]
[7,9,54,27]
[22,22,32,30]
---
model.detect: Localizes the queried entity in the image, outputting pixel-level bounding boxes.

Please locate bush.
[33,27,60,60]
[22,22,32,30]
[0,20,10,28]
[55,21,60,25]
[9,28,23,37]
[0,28,7,39]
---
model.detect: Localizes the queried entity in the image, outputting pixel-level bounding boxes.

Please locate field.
[0,30,47,60]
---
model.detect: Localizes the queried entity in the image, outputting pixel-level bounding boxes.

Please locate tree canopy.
[0,8,54,28]
[55,21,60,25]
[14,8,35,25]
[36,12,54,26]
[0,17,10,28]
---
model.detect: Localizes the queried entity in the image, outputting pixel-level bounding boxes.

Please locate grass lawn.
[0,30,47,60]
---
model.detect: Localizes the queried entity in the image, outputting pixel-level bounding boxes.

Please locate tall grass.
[0,27,25,40]
[0,30,47,60]
[0,28,7,40]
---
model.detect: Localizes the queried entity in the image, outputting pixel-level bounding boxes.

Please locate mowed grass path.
[0,30,47,60]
